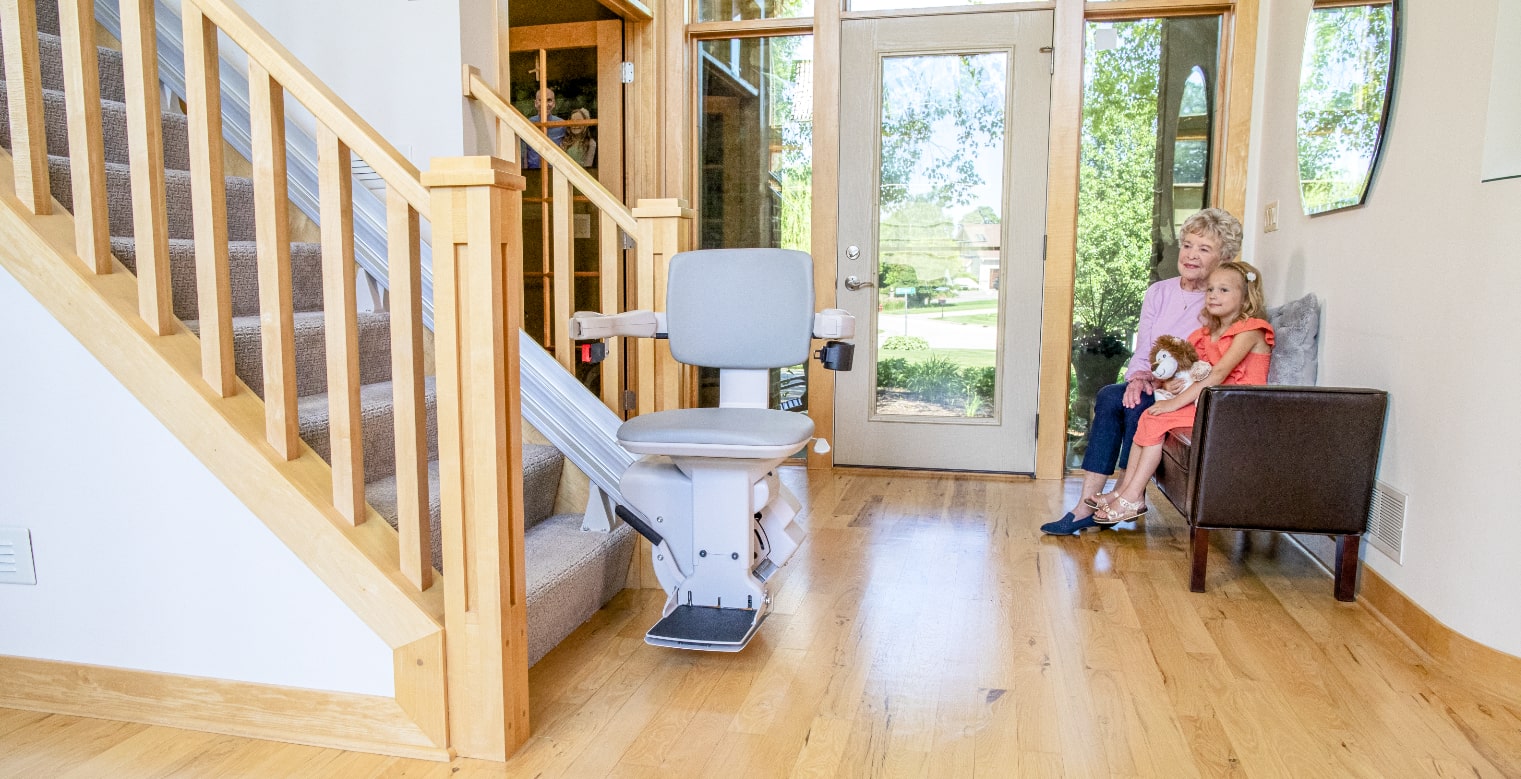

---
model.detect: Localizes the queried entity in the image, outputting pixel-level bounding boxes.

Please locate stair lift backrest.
[665,249,815,370]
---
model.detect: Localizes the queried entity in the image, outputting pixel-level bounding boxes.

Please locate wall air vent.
[1366,481,1407,564]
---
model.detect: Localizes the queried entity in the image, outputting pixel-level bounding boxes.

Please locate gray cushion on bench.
[1267,293,1320,386]
[620,407,814,448]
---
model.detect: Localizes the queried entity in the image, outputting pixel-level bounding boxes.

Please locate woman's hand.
[1122,373,1156,408]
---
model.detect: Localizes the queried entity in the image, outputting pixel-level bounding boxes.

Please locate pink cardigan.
[1124,278,1208,380]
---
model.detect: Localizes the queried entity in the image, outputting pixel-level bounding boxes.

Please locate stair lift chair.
[569,248,855,651]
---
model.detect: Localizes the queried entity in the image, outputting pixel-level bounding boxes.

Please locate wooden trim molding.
[1034,0,1086,479]
[1357,567,1521,707]
[0,655,450,761]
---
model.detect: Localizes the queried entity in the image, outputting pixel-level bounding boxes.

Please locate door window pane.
[697,35,814,411]
[873,52,1006,419]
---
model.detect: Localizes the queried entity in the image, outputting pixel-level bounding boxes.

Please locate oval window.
[1296,2,1400,215]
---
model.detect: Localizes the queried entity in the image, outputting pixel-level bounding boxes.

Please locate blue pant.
[1081,382,1155,476]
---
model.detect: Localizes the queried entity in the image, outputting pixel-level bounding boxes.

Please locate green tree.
[1073,21,1162,339]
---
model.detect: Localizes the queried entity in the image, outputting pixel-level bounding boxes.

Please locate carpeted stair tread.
[0,31,127,103]
[183,310,392,398]
[366,444,569,575]
[0,83,192,171]
[296,376,438,484]
[111,238,326,320]
[523,515,636,665]
[47,155,257,242]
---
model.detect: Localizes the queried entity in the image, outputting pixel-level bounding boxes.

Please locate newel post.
[631,198,694,415]
[422,156,529,760]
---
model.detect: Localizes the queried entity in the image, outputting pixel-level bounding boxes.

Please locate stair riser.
[111,238,326,320]
[185,312,393,398]
[48,156,257,242]
[0,31,128,103]
[0,84,192,171]
[302,386,439,485]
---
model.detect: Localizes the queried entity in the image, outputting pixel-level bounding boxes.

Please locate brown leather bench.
[1154,386,1388,601]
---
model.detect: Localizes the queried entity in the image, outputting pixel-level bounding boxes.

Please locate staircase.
[0,0,636,759]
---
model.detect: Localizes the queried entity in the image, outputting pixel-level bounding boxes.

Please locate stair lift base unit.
[574,249,855,652]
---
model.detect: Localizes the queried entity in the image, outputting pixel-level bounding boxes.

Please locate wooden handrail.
[463,66,639,237]
[183,0,430,213]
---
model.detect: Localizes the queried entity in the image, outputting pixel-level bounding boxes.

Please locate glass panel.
[696,35,814,412]
[698,0,812,23]
[1297,3,1396,215]
[871,53,1006,419]
[1066,18,1221,467]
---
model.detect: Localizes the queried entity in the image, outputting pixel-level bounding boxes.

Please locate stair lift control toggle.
[568,249,855,652]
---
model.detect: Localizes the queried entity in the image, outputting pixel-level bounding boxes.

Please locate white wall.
[1247,0,1521,656]
[198,0,500,165]
[0,267,394,696]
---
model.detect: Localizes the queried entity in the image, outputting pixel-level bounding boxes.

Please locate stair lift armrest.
[569,310,667,340]
[812,308,856,340]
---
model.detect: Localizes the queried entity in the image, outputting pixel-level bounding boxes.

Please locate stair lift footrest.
[646,605,765,651]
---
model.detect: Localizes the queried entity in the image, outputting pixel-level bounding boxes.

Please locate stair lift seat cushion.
[619,407,815,459]
[665,248,815,370]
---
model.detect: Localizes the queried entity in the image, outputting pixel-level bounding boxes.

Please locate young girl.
[1089,261,1274,525]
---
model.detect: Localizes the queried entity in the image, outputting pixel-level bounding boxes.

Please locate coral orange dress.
[1132,317,1274,447]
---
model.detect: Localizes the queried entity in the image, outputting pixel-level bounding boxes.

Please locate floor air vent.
[1366,481,1407,564]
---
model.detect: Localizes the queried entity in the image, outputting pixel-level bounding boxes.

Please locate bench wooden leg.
[1334,534,1361,602]
[1190,526,1209,593]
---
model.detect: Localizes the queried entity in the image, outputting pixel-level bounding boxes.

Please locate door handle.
[844,275,875,291]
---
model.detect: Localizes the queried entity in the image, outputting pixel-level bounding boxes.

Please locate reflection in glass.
[850,0,982,11]
[1297,3,1397,215]
[1066,17,1220,467]
[697,36,814,413]
[698,0,812,23]
[872,53,1006,419]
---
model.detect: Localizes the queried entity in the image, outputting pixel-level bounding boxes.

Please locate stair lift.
[569,248,856,651]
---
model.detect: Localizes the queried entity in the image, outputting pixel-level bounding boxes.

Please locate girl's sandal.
[1083,494,1113,511]
[1094,496,1148,526]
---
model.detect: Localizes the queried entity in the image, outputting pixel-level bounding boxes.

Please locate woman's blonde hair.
[1202,261,1265,332]
[1179,208,1243,262]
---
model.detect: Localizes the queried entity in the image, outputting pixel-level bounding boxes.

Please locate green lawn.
[939,311,1000,327]
[877,347,997,370]
[880,297,998,315]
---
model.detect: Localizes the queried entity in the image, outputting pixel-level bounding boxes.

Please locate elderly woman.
[1042,208,1243,535]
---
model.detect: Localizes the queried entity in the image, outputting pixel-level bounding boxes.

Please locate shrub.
[882,335,930,351]
[876,357,911,389]
[906,355,965,404]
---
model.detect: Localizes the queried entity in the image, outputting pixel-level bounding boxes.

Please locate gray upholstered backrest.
[666,249,815,369]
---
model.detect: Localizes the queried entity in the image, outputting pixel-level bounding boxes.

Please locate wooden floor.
[3,469,1519,777]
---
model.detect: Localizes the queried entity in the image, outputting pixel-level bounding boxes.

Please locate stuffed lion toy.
[1150,335,1212,401]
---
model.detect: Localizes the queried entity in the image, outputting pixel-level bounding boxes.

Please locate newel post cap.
[422,156,525,190]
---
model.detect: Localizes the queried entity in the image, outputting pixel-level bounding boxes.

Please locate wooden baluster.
[388,189,430,590]
[551,168,574,371]
[631,198,693,414]
[183,3,235,395]
[118,0,172,334]
[55,0,110,272]
[0,0,50,214]
[423,156,529,760]
[598,211,622,412]
[317,125,365,524]
[249,63,298,459]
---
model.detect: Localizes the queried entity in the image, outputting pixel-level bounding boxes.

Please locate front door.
[833,11,1054,473]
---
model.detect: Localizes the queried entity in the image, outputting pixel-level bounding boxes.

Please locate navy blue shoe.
[1040,512,1102,535]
